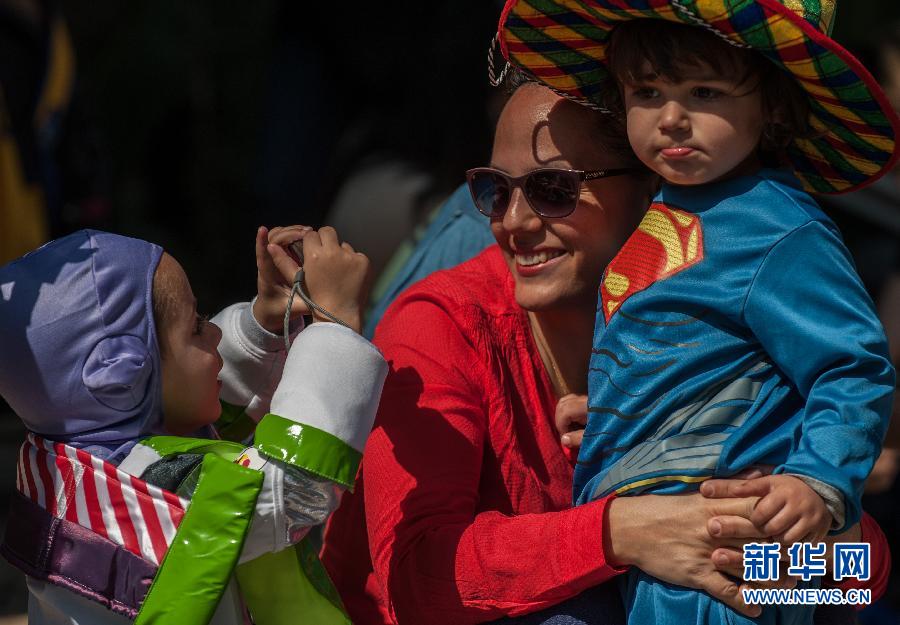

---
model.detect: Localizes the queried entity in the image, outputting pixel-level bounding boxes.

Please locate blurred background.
[1,0,899,622]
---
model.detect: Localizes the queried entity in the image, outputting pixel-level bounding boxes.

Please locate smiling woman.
[488,83,651,321]
[316,79,886,625]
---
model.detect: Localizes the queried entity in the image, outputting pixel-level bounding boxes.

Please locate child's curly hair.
[602,19,816,162]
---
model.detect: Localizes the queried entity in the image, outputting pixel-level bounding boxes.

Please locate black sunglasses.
[466,166,639,219]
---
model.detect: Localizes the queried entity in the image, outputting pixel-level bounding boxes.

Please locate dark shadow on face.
[543,97,633,172]
[531,118,560,167]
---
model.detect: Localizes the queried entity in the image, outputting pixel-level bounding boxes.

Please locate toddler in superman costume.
[0,227,386,625]
[499,1,897,623]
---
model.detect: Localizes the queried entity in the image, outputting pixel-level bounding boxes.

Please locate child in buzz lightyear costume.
[0,225,387,625]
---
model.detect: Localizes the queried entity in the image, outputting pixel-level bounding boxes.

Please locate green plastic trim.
[254,414,361,490]
[134,454,263,625]
[216,400,258,443]
[296,537,347,613]
[237,537,350,625]
[141,436,245,461]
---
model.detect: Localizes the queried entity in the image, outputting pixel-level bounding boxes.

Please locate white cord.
[283,269,351,350]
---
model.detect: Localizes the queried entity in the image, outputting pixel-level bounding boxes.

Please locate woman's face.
[490,84,654,312]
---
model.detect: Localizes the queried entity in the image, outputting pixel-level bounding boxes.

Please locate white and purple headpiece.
[0,230,164,446]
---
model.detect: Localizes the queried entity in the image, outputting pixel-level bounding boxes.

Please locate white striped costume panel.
[15,435,189,565]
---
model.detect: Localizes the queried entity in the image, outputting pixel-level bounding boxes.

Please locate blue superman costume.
[575,169,894,624]
[495,0,900,622]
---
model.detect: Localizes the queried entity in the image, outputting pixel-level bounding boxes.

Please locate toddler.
[498,1,897,623]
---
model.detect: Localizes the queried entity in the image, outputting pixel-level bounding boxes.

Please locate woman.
[322,79,889,625]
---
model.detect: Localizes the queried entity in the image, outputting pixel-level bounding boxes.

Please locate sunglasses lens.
[525,170,579,217]
[470,171,510,217]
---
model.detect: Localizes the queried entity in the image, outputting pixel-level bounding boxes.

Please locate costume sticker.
[601,203,704,323]
[236,447,268,470]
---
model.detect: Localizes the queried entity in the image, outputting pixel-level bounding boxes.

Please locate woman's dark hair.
[603,19,814,159]
[502,66,535,95]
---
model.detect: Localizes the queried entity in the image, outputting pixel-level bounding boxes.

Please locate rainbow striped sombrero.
[498,0,900,194]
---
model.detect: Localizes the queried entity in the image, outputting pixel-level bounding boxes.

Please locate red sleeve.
[834,512,891,605]
[365,295,623,625]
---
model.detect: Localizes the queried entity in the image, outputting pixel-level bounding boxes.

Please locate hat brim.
[499,0,900,195]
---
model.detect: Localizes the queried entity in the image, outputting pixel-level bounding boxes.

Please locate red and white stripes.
[16,434,188,565]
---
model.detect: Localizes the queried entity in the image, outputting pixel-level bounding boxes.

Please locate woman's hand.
[253,225,312,332]
[605,490,792,618]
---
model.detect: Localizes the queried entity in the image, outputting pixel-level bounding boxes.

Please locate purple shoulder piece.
[1,492,157,619]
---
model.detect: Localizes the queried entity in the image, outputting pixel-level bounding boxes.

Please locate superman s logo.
[601,203,704,323]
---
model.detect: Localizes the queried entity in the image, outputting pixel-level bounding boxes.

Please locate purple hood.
[0,230,164,446]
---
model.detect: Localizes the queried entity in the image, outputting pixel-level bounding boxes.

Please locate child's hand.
[715,474,832,544]
[268,226,370,334]
[555,394,587,449]
[253,225,312,333]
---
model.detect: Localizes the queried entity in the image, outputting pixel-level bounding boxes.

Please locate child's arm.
[742,220,895,531]
[240,321,387,560]
[239,226,387,561]
[214,226,312,431]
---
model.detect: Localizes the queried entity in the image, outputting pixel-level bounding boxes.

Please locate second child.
[0,225,385,625]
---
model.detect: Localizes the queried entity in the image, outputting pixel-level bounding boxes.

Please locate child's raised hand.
[555,394,588,449]
[713,474,832,544]
[253,225,312,333]
[267,226,370,334]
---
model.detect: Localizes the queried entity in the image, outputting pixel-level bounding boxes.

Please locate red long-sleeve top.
[321,246,891,625]
[323,247,621,624]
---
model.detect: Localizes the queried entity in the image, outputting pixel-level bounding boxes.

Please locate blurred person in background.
[0,0,109,265]
[817,20,900,624]
[0,0,108,616]
[320,2,500,280]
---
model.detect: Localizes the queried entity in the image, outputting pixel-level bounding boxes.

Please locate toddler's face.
[622,61,765,186]
[154,254,224,435]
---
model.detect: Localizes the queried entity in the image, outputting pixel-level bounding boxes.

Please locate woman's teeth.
[517,250,564,267]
